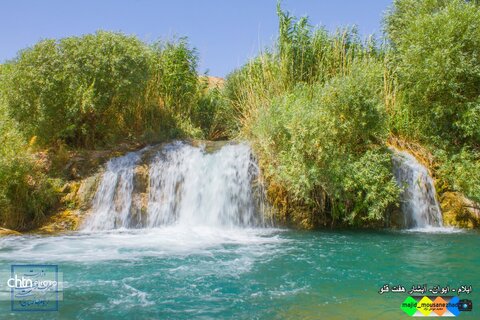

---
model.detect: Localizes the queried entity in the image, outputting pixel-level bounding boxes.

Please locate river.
[0,227,478,319]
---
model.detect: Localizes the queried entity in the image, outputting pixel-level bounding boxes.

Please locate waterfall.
[82,151,142,230]
[82,141,262,231]
[392,150,443,228]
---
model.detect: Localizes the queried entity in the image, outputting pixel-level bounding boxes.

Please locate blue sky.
[0,0,393,77]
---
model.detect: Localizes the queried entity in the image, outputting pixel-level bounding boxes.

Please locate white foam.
[0,227,284,263]
[401,226,464,234]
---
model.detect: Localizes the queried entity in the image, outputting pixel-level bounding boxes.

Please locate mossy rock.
[38,210,81,234]
[0,228,21,237]
[130,164,150,227]
[441,192,479,228]
[76,172,102,210]
[60,181,81,208]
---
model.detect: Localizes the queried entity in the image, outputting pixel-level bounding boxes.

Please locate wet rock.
[130,164,150,227]
[441,192,479,228]
[76,172,102,210]
[0,228,21,236]
[387,207,404,229]
[38,210,81,234]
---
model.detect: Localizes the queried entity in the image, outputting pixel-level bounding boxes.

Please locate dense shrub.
[251,62,399,225]
[385,0,480,148]
[1,31,203,148]
[436,148,480,203]
[385,0,480,207]
[220,6,401,227]
[0,103,60,230]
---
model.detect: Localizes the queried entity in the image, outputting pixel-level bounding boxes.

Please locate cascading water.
[147,142,259,228]
[83,151,142,230]
[82,141,263,231]
[392,150,443,228]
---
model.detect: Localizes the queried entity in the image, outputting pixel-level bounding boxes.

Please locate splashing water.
[83,151,142,231]
[147,142,260,228]
[82,142,263,231]
[392,150,443,229]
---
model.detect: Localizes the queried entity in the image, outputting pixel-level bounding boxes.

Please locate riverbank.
[0,138,476,237]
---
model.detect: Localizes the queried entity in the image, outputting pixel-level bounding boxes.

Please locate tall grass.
[225,3,381,136]
[223,5,399,227]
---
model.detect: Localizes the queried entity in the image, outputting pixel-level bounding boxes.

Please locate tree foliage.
[1,31,203,148]
[386,0,480,147]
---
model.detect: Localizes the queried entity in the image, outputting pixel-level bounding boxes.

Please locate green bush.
[249,60,399,225]
[1,31,203,148]
[0,31,208,230]
[437,148,480,203]
[0,104,60,230]
[385,0,480,148]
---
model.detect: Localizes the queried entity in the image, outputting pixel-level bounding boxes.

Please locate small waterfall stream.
[84,142,445,231]
[85,151,142,230]
[392,150,443,228]
[82,141,262,231]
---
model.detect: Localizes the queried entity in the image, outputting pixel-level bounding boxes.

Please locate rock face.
[35,142,149,234]
[66,140,233,231]
[39,144,158,234]
[35,139,479,233]
[0,228,21,236]
[39,172,103,234]
[441,192,480,228]
[130,164,149,227]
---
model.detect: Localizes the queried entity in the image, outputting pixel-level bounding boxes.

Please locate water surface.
[0,227,477,319]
